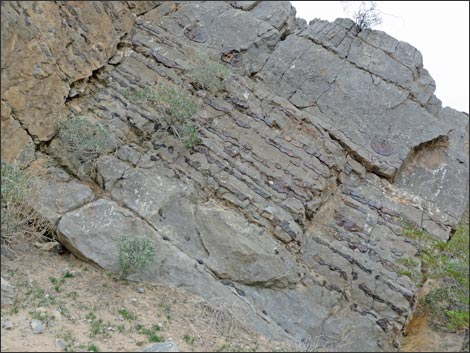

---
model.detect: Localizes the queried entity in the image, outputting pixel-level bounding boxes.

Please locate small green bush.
[149,82,200,149]
[58,116,113,170]
[151,82,197,130]
[120,81,201,149]
[118,235,155,278]
[189,53,227,93]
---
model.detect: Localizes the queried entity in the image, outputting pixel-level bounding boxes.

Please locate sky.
[290,1,469,114]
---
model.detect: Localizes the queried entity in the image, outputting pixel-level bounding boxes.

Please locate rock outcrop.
[2,1,468,351]
[1,1,158,166]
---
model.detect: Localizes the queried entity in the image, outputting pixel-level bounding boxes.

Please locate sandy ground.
[401,313,463,352]
[400,279,464,352]
[1,240,464,352]
[1,242,294,352]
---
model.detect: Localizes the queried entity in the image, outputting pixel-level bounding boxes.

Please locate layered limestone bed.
[1,1,468,351]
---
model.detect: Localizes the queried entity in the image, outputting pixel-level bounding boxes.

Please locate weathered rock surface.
[1,1,158,163]
[2,321,13,330]
[257,18,464,184]
[32,180,94,226]
[30,319,45,334]
[1,277,15,307]
[55,339,67,350]
[2,1,469,352]
[141,342,179,352]
[56,198,293,342]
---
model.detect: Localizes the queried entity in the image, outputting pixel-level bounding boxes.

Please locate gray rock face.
[96,155,131,191]
[32,180,94,225]
[4,1,468,352]
[396,107,470,231]
[195,201,302,289]
[57,199,155,271]
[256,20,466,186]
[137,1,298,76]
[56,197,295,342]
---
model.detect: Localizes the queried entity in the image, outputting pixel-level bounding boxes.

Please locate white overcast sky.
[291,1,469,114]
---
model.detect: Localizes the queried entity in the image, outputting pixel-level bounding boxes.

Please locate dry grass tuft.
[1,160,53,251]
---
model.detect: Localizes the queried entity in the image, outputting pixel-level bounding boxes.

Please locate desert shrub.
[120,81,201,149]
[1,160,30,206]
[151,82,197,129]
[123,86,153,103]
[149,82,200,148]
[1,160,51,248]
[352,1,382,31]
[189,53,227,93]
[401,214,469,332]
[118,235,155,278]
[58,116,113,171]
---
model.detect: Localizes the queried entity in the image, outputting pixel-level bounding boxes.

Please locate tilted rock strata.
[1,1,158,166]
[2,1,468,352]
